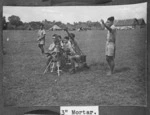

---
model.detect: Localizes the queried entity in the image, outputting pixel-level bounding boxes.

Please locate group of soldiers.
[37,25,89,74]
[37,16,117,76]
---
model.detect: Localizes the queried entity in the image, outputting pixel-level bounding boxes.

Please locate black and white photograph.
[2,2,147,106]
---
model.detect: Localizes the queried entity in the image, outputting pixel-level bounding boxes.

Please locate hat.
[64,36,69,40]
[107,16,114,22]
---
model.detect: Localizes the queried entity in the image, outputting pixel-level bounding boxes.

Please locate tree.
[8,15,23,29]
[3,16,7,30]
[29,21,42,30]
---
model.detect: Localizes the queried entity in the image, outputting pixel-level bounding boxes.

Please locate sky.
[3,2,147,24]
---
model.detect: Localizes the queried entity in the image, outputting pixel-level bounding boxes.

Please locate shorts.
[69,55,80,60]
[39,39,45,45]
[105,42,115,57]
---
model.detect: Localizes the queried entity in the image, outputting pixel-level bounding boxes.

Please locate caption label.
[60,106,99,115]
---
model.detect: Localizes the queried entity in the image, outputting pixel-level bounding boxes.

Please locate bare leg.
[51,62,55,72]
[57,62,61,76]
[41,45,45,54]
[38,44,45,54]
[69,56,76,73]
[106,56,113,75]
[110,58,115,74]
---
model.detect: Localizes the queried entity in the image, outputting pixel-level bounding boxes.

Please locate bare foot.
[107,71,112,76]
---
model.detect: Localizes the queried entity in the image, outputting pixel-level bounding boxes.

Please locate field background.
[2,28,147,106]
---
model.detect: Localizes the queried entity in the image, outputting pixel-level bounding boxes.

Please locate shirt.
[48,42,63,53]
[48,43,60,53]
[48,43,55,51]
[106,25,116,44]
[62,40,75,54]
[38,29,46,44]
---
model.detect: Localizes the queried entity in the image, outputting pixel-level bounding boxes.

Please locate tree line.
[3,15,103,30]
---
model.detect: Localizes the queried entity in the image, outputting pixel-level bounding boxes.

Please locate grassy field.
[3,28,147,106]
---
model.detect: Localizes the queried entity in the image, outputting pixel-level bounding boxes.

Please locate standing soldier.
[37,24,46,54]
[101,16,117,76]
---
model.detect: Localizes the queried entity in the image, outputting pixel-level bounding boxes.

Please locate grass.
[2,28,147,106]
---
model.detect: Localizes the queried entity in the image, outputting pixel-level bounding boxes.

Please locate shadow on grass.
[89,62,107,70]
[114,67,131,73]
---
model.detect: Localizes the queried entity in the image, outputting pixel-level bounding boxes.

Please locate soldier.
[37,24,46,54]
[101,16,117,76]
[45,34,61,71]
[62,35,89,74]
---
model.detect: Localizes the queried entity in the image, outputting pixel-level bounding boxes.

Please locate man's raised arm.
[101,19,112,32]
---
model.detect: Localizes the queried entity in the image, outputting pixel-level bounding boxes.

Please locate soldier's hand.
[101,19,104,24]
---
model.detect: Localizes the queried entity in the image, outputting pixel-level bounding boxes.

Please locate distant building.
[49,25,62,31]
[114,18,139,29]
[27,25,33,30]
[137,18,146,28]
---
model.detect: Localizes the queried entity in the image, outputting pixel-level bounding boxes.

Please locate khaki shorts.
[39,39,45,45]
[105,42,115,56]
[68,55,80,60]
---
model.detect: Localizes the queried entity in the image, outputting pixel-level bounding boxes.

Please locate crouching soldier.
[69,54,89,74]
[64,29,89,73]
[62,36,88,74]
[45,34,62,72]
